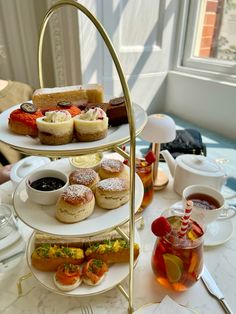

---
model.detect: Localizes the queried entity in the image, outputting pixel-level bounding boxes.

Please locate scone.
[74,107,108,142]
[36,110,74,145]
[99,158,128,180]
[56,184,95,223]
[69,168,100,191]
[95,178,129,209]
[8,103,43,137]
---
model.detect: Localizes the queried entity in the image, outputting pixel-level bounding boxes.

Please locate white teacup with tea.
[182,185,236,225]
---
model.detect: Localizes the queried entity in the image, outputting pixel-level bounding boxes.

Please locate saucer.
[0,229,21,250]
[0,236,25,272]
[204,219,233,246]
[170,202,234,246]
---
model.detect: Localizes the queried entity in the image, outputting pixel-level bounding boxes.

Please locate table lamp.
[140,114,176,190]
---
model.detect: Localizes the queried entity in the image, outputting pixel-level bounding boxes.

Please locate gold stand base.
[153,168,169,191]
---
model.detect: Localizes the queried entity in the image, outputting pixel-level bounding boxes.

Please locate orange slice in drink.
[163,253,184,283]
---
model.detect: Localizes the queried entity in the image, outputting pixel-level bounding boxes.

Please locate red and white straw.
[178,200,193,237]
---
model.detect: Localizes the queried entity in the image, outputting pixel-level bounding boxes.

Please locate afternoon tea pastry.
[56,184,95,223]
[106,96,128,126]
[69,168,100,191]
[94,177,129,209]
[8,103,43,137]
[36,110,74,145]
[41,101,81,117]
[32,84,104,110]
[74,107,108,142]
[99,158,128,180]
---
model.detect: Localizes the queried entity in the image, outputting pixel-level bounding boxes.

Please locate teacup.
[182,185,236,225]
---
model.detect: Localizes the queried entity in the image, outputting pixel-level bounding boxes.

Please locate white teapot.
[161,150,226,195]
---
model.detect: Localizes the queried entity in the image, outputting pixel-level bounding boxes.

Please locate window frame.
[173,0,236,84]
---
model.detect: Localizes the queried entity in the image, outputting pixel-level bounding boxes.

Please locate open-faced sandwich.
[82,259,108,286]
[31,244,84,272]
[53,263,82,291]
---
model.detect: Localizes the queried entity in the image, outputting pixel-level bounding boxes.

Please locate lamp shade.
[140,114,176,143]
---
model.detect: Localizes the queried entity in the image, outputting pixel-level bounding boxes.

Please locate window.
[180,0,236,79]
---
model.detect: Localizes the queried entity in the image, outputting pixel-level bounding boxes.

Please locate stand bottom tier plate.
[26,230,140,297]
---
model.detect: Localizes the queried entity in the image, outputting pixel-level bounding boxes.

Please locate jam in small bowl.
[26,169,69,205]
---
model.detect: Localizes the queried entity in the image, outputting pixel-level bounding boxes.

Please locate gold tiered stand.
[16,1,146,313]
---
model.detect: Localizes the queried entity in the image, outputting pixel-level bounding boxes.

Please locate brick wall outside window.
[199,0,224,57]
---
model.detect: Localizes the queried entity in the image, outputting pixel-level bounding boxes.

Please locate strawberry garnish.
[151,216,171,237]
[144,150,156,165]
[123,159,129,165]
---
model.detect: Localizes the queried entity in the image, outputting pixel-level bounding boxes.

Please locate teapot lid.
[178,155,223,175]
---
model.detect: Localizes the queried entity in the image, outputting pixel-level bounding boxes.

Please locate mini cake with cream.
[36,110,74,145]
[74,107,108,142]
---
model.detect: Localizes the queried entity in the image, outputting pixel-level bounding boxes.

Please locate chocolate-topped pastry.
[106,96,128,126]
[20,102,37,113]
[57,101,72,108]
[77,102,109,112]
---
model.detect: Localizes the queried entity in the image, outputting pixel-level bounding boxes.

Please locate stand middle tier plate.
[13,158,144,237]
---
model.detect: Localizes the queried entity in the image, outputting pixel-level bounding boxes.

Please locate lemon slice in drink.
[163,253,184,283]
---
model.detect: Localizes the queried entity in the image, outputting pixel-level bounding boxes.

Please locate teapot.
[161,150,226,195]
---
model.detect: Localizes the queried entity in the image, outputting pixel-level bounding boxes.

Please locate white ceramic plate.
[27,230,140,297]
[134,302,198,314]
[0,228,21,250]
[0,237,25,273]
[13,158,144,237]
[0,102,147,156]
[170,201,234,246]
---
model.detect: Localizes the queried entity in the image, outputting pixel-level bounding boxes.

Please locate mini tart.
[8,108,43,137]
[74,107,108,142]
[41,105,81,117]
[36,110,74,145]
[56,184,95,223]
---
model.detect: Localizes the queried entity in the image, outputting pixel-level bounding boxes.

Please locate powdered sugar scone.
[69,168,100,191]
[74,107,108,142]
[36,110,74,145]
[95,178,129,209]
[99,158,128,180]
[56,184,95,223]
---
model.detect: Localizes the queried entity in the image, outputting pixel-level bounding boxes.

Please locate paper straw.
[178,200,193,237]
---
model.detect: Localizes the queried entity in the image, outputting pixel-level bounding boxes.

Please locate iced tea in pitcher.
[151,212,204,291]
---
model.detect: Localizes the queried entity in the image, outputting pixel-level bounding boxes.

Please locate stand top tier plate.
[0,102,147,157]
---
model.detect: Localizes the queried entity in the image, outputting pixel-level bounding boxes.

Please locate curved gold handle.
[38,1,136,312]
